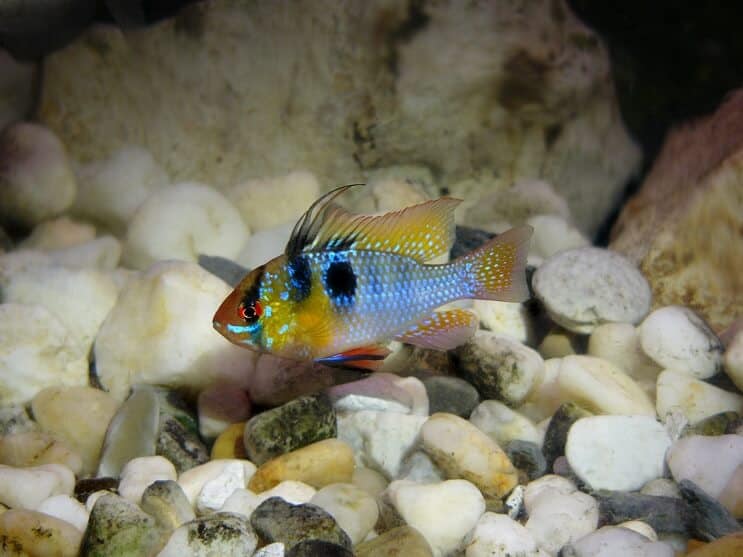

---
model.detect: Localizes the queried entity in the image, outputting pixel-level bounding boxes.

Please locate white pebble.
[532,247,651,334]
[310,483,379,545]
[0,463,74,509]
[527,214,589,260]
[567,525,673,556]
[566,416,671,491]
[639,306,723,379]
[218,488,260,517]
[558,355,655,415]
[351,467,388,498]
[46,236,122,270]
[465,512,540,557]
[516,358,564,423]
[124,182,248,270]
[19,216,96,251]
[196,460,246,514]
[35,494,89,532]
[472,300,532,344]
[588,323,661,392]
[469,400,541,446]
[119,456,177,504]
[386,479,486,557]
[656,369,743,424]
[177,459,256,507]
[257,480,316,505]
[253,542,285,557]
[666,434,743,500]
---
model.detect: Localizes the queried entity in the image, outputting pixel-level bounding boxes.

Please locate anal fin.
[316,345,391,372]
[395,309,478,351]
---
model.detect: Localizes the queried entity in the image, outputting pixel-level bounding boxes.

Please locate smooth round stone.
[565,526,674,557]
[0,122,77,227]
[351,467,388,498]
[36,494,89,532]
[158,512,258,557]
[542,402,593,469]
[197,383,251,441]
[250,496,352,552]
[123,182,249,269]
[0,430,83,475]
[724,328,743,391]
[0,463,74,509]
[667,435,743,502]
[398,450,446,484]
[220,481,316,518]
[45,235,122,270]
[566,416,672,491]
[32,385,120,476]
[81,493,161,556]
[639,306,723,379]
[527,214,589,260]
[140,479,195,531]
[464,512,539,557]
[423,375,480,418]
[656,370,743,424]
[524,475,598,554]
[516,358,564,423]
[248,439,354,493]
[218,488,261,518]
[558,355,656,415]
[538,329,579,359]
[355,525,433,557]
[227,170,320,231]
[211,422,248,459]
[532,247,651,333]
[310,483,379,545]
[0,405,37,436]
[588,322,662,390]
[0,303,88,406]
[73,145,169,234]
[471,299,532,344]
[452,331,545,406]
[118,456,177,504]
[94,261,256,401]
[19,216,95,251]
[0,509,82,557]
[505,440,547,481]
[327,373,416,415]
[177,459,257,506]
[244,393,336,466]
[337,410,427,479]
[469,400,541,446]
[421,413,518,498]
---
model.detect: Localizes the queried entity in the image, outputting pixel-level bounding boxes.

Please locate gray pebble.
[542,402,592,469]
[422,375,480,417]
[140,479,194,532]
[286,539,354,557]
[505,440,547,481]
[678,479,741,541]
[155,389,209,474]
[159,512,258,556]
[592,490,690,535]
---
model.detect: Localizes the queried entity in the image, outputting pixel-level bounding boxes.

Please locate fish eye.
[238,300,263,322]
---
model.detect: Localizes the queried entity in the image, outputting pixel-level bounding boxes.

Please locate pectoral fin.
[395,309,479,351]
[316,345,391,372]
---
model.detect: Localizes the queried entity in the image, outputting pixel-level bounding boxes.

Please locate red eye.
[238,300,263,322]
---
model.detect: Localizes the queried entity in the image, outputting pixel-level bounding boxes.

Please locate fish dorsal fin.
[286,185,461,262]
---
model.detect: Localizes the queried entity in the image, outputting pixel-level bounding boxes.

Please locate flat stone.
[248,439,354,493]
[639,306,723,379]
[558,355,656,415]
[158,512,258,557]
[421,413,518,498]
[0,508,82,557]
[656,370,743,424]
[566,415,672,491]
[386,479,485,557]
[532,247,651,333]
[355,525,433,557]
[244,393,336,466]
[451,331,544,406]
[80,493,161,557]
[250,497,351,552]
[337,410,426,479]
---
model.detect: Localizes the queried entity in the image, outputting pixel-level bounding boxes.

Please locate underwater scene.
[0,1,741,555]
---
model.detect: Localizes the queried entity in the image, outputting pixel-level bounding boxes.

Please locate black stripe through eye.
[325,260,356,300]
[287,255,312,302]
[240,265,264,321]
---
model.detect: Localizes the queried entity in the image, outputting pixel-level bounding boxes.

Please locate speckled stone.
[679,480,741,541]
[285,539,354,557]
[157,512,258,557]
[155,388,209,474]
[244,393,336,466]
[248,439,354,493]
[0,430,83,475]
[80,493,161,557]
[684,412,741,437]
[505,440,547,481]
[355,525,433,557]
[0,509,82,557]
[140,479,194,531]
[250,497,352,552]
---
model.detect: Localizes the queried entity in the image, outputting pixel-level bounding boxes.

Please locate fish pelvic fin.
[458,225,533,303]
[316,345,391,372]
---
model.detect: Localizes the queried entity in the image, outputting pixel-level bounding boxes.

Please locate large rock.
[38,0,639,236]
[610,90,743,332]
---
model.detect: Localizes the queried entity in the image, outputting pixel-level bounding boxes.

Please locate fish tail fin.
[457,225,532,302]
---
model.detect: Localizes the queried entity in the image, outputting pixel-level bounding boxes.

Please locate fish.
[213,185,532,370]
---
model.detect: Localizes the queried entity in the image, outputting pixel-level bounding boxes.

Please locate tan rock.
[248,439,354,493]
[355,525,433,557]
[421,413,518,498]
[717,464,743,519]
[0,431,83,476]
[210,422,247,460]
[610,90,743,332]
[31,386,120,476]
[0,509,82,557]
[686,532,743,557]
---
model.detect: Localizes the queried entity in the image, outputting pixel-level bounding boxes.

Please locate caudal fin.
[458,225,532,302]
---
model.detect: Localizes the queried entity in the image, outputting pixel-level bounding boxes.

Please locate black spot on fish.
[325,260,357,301]
[287,255,312,302]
